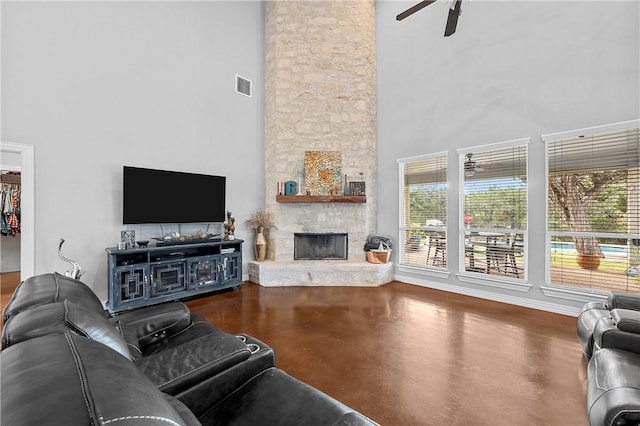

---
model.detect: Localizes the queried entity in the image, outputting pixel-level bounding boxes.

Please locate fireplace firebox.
[294,233,348,260]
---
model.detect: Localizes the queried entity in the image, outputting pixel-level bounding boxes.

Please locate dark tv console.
[106,240,243,313]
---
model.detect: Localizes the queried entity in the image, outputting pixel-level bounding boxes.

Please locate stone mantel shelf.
[276,195,366,203]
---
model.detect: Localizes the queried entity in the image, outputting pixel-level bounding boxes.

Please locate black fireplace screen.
[294,233,348,260]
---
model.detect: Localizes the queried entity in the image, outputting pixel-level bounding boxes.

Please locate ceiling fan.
[464,153,484,177]
[396,0,463,37]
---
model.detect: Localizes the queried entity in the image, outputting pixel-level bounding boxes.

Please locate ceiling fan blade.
[396,0,438,21]
[444,0,462,36]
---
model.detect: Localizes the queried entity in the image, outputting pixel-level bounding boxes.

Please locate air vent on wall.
[236,75,252,97]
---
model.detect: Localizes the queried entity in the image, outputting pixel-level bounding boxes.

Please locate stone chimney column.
[264,0,377,264]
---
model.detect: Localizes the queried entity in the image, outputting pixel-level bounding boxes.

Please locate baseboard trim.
[395,272,581,317]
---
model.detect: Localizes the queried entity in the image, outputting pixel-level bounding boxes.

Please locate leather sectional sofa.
[576,291,640,426]
[1,273,378,425]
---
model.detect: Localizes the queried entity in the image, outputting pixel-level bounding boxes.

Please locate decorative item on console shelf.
[224,211,236,241]
[245,209,276,262]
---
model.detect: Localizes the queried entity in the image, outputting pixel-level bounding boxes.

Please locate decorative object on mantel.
[304,151,342,196]
[276,194,366,203]
[285,181,298,195]
[349,171,366,196]
[245,209,276,262]
[224,211,236,241]
[296,168,304,195]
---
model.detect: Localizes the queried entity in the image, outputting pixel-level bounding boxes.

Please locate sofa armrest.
[594,311,640,354]
[135,332,252,395]
[110,302,191,347]
[608,292,640,311]
[611,309,640,333]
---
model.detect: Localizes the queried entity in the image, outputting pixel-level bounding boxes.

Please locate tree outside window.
[545,122,640,292]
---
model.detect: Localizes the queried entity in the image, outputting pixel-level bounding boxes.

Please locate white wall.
[376,1,640,313]
[1,1,264,299]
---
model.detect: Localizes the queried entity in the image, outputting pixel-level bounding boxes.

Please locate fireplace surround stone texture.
[264,0,377,269]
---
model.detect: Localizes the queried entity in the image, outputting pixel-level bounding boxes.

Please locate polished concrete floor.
[0,273,588,425]
[186,281,589,426]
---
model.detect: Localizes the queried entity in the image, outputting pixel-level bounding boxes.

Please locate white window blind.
[545,121,640,292]
[460,140,528,280]
[398,153,447,269]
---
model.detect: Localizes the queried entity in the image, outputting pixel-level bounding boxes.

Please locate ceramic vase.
[255,226,267,262]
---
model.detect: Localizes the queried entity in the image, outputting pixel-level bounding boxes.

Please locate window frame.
[541,119,640,299]
[397,151,450,278]
[456,138,531,292]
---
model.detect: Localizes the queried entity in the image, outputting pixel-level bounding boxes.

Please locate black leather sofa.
[576,292,640,426]
[1,273,378,426]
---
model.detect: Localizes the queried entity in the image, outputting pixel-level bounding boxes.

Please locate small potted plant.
[245,209,276,262]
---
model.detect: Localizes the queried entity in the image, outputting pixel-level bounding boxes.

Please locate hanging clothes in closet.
[1,183,21,236]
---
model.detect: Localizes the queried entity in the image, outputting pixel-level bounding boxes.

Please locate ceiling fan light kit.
[464,153,483,177]
[396,0,463,37]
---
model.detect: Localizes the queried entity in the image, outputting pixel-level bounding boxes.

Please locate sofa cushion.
[136,330,252,395]
[611,308,640,334]
[2,272,106,322]
[607,291,640,311]
[593,313,640,355]
[1,300,132,359]
[200,368,378,426]
[1,332,200,426]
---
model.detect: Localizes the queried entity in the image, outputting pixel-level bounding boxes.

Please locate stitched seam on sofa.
[579,315,593,330]
[99,415,183,425]
[53,273,62,302]
[65,331,97,424]
[63,300,91,339]
[593,354,606,391]
[200,367,277,417]
[156,347,251,388]
[116,322,142,356]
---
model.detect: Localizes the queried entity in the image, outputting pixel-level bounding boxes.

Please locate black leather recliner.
[1,273,256,404]
[1,273,378,425]
[576,291,640,359]
[577,293,640,426]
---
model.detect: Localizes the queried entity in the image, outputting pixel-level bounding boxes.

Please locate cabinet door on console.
[220,252,242,286]
[188,256,220,289]
[149,261,187,297]
[113,265,148,308]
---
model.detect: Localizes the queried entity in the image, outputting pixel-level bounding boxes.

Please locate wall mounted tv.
[123,166,226,224]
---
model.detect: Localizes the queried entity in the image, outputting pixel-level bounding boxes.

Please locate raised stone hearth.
[248,260,393,287]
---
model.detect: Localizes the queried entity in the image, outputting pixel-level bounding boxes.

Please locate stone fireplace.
[248,0,392,286]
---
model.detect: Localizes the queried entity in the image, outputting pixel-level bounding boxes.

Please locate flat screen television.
[123,166,226,224]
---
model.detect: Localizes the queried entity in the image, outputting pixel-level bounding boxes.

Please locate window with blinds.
[544,121,640,293]
[398,153,447,269]
[459,140,528,280]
